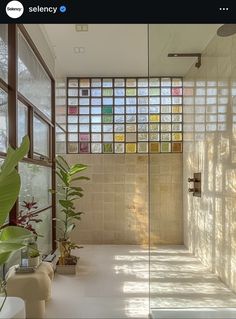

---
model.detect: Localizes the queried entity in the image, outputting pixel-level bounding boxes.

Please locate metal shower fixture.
[168,53,202,68]
[217,24,236,37]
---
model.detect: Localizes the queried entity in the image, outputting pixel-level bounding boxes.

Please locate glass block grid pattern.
[66,77,183,154]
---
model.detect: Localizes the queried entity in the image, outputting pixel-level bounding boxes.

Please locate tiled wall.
[63,154,182,245]
[183,33,236,291]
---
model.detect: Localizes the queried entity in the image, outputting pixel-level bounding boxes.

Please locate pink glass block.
[172,87,182,96]
[68,106,78,115]
[79,142,89,153]
[79,134,90,142]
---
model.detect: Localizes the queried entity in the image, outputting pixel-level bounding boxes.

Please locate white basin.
[0,297,25,319]
[151,308,236,319]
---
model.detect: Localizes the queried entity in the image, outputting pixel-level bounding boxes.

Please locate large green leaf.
[71,176,90,182]
[66,223,75,235]
[0,243,25,264]
[57,156,70,170]
[69,164,87,176]
[0,226,33,242]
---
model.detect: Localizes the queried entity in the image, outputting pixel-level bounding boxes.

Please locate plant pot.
[56,256,78,274]
[28,256,40,268]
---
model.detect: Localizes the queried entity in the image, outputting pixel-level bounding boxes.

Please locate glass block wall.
[66,77,183,154]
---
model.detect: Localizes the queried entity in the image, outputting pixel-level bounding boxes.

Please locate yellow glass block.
[126,143,136,153]
[150,142,160,153]
[115,134,124,142]
[172,105,182,113]
[150,115,160,122]
[172,133,182,141]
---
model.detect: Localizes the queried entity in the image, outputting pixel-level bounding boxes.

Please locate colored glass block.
[91,116,101,123]
[103,124,113,132]
[149,88,160,96]
[149,78,160,87]
[138,97,148,105]
[161,88,171,96]
[91,143,102,153]
[161,114,171,122]
[114,79,125,87]
[103,98,113,105]
[115,124,124,132]
[150,97,160,104]
[114,115,124,123]
[172,114,182,122]
[79,133,90,142]
[103,79,112,87]
[150,133,159,141]
[68,89,78,97]
[91,124,101,132]
[172,78,182,87]
[172,124,182,132]
[138,79,148,87]
[138,133,148,141]
[68,125,78,132]
[138,88,148,96]
[91,134,101,142]
[126,106,136,114]
[161,142,171,152]
[138,143,148,153]
[126,79,136,87]
[126,115,136,123]
[68,98,78,106]
[172,106,182,113]
[91,98,101,105]
[138,124,148,132]
[68,134,77,142]
[115,106,125,114]
[172,87,182,96]
[126,97,136,105]
[126,88,136,96]
[138,115,148,123]
[150,115,160,122]
[68,142,78,153]
[161,105,171,113]
[115,134,124,142]
[161,78,171,87]
[172,133,182,141]
[161,133,171,141]
[91,79,101,87]
[114,88,125,96]
[91,89,101,97]
[103,134,113,142]
[161,97,171,104]
[68,106,78,115]
[79,116,89,123]
[103,88,113,96]
[80,89,89,97]
[115,98,125,105]
[126,133,136,142]
[172,142,182,152]
[79,142,89,153]
[138,106,148,113]
[68,79,78,87]
[103,143,113,153]
[79,107,89,114]
[150,142,160,153]
[103,115,113,123]
[115,143,124,153]
[103,106,113,114]
[79,125,89,133]
[126,143,136,153]
[68,116,77,123]
[172,97,182,104]
[79,98,89,105]
[79,79,90,87]
[126,124,136,132]
[149,106,160,113]
[161,124,171,132]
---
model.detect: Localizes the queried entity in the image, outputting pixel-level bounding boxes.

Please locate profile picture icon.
[6,1,24,18]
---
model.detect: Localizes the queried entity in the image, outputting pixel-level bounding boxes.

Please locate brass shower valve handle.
[188,188,195,193]
[188,177,195,183]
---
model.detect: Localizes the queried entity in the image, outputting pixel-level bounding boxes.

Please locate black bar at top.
[1,0,236,23]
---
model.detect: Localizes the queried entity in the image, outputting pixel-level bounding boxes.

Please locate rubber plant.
[53,155,89,266]
[0,136,34,310]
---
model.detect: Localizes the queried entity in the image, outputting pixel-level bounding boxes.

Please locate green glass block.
[91,143,102,153]
[126,88,136,96]
[149,88,160,96]
[138,133,148,141]
[115,143,124,153]
[150,124,159,132]
[103,106,113,114]
[161,142,171,152]
[103,143,113,153]
[103,88,113,96]
[103,115,113,123]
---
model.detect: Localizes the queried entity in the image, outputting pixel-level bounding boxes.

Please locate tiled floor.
[45,245,236,319]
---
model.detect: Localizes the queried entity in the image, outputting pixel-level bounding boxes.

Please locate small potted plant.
[52,155,89,274]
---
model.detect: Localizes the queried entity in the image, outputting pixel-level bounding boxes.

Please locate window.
[0,25,8,83]
[0,88,8,153]
[66,77,183,153]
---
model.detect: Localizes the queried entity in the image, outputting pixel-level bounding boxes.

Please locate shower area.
[149,24,236,318]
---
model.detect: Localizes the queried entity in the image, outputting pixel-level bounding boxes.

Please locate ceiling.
[40,24,221,78]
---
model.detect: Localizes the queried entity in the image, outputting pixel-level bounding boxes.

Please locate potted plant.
[52,155,89,274]
[0,136,34,311]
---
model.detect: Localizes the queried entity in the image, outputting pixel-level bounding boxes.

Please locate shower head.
[217,24,236,37]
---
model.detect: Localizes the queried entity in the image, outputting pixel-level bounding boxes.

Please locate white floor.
[45,245,236,319]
